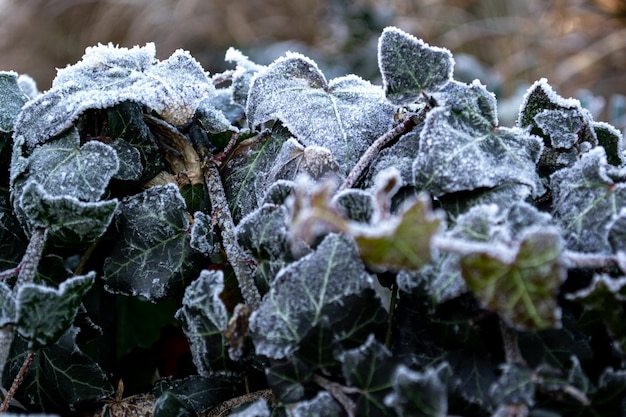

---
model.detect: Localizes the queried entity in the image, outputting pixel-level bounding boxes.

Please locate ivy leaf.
[190,211,220,257]
[377,26,454,104]
[221,131,286,222]
[109,138,143,181]
[176,270,239,377]
[246,53,394,173]
[488,364,536,411]
[229,398,271,417]
[14,43,213,150]
[3,330,113,414]
[236,204,292,262]
[460,228,565,330]
[594,121,625,166]
[249,233,374,359]
[353,193,443,271]
[18,181,118,246]
[340,335,396,417]
[153,391,195,417]
[152,375,235,414]
[16,273,95,350]
[266,357,314,403]
[0,190,28,270]
[566,274,626,353]
[225,47,266,108]
[414,81,544,197]
[288,391,343,417]
[0,71,28,133]
[0,281,16,328]
[15,130,119,201]
[103,184,201,301]
[550,147,626,253]
[384,364,449,417]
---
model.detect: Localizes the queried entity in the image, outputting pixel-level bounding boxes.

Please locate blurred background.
[0,0,625,127]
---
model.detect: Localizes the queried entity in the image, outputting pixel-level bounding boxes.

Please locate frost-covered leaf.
[229,398,271,417]
[534,108,584,149]
[246,53,394,173]
[0,190,27,270]
[377,27,454,104]
[566,274,626,353]
[153,391,195,417]
[286,391,342,417]
[19,181,118,246]
[195,98,237,135]
[266,357,314,403]
[594,121,625,166]
[176,270,239,377]
[446,351,500,410]
[384,364,448,417]
[488,364,536,411]
[190,211,220,257]
[551,147,626,253]
[460,228,565,330]
[333,188,376,223]
[250,234,373,359]
[103,184,202,301]
[414,81,543,197]
[365,129,421,188]
[109,138,143,181]
[16,130,119,201]
[15,43,213,149]
[221,131,286,222]
[16,273,94,350]
[340,335,396,417]
[237,204,291,262]
[152,375,235,414]
[225,47,266,108]
[3,330,113,413]
[0,281,16,328]
[353,193,443,271]
[0,71,28,133]
[107,100,164,181]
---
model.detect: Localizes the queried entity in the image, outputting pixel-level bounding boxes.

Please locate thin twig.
[0,352,35,413]
[339,107,428,191]
[212,131,240,165]
[385,282,398,349]
[311,374,359,417]
[202,389,274,417]
[203,160,261,310]
[0,266,20,281]
[562,251,617,269]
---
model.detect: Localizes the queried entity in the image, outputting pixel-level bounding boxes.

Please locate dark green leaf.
[340,335,396,417]
[237,204,291,262]
[4,330,113,413]
[190,211,220,257]
[0,71,28,133]
[225,48,266,108]
[16,273,95,350]
[266,357,314,403]
[287,391,342,417]
[103,184,201,301]
[594,121,625,166]
[152,375,235,414]
[0,281,16,328]
[551,147,626,253]
[229,398,270,417]
[384,363,448,417]
[250,234,374,359]
[19,181,118,246]
[181,183,211,214]
[246,53,394,174]
[460,229,565,330]
[109,138,143,181]
[0,190,27,270]
[153,391,195,417]
[488,364,536,411]
[378,27,454,104]
[447,350,500,410]
[176,270,240,377]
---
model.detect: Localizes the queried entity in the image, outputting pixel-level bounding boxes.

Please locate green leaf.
[109,138,143,181]
[384,364,448,417]
[107,101,164,182]
[152,375,235,414]
[353,193,443,271]
[16,273,95,350]
[103,184,202,301]
[3,330,114,413]
[153,391,195,417]
[414,81,544,197]
[487,364,536,411]
[551,147,626,253]
[14,43,213,150]
[0,281,16,328]
[246,53,394,174]
[266,357,314,403]
[0,71,28,133]
[19,181,118,246]
[460,229,565,330]
[288,391,342,417]
[340,335,396,417]
[377,27,454,104]
[176,270,241,377]
[594,121,625,166]
[221,131,286,222]
[0,190,28,270]
[237,204,292,262]
[250,234,374,359]
[16,130,119,201]
[566,273,626,353]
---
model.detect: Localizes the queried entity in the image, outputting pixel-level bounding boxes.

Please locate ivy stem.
[339,106,429,192]
[311,374,359,417]
[0,351,35,413]
[203,160,261,310]
[15,227,47,289]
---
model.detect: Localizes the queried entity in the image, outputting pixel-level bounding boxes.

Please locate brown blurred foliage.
[0,0,624,100]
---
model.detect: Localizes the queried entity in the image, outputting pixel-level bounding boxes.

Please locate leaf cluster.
[0,26,625,416]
